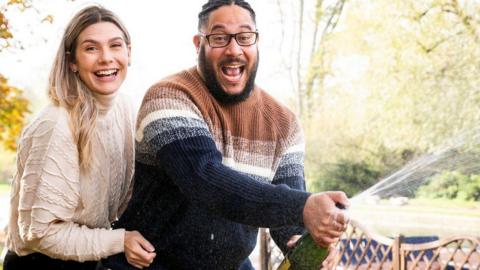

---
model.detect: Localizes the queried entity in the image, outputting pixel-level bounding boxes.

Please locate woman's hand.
[124,230,156,269]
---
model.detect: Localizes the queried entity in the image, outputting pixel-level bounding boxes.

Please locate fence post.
[392,234,404,270]
[259,228,269,270]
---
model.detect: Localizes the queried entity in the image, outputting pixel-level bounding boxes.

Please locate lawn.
[349,198,480,238]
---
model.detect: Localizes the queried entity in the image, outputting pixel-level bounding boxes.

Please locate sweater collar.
[91,91,118,115]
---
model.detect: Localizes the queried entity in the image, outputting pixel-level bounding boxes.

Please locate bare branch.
[320,0,347,39]
[445,0,480,44]
[296,0,304,116]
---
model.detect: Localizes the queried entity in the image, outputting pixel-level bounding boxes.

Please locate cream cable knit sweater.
[6,92,135,262]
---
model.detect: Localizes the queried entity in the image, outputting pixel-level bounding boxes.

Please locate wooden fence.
[259,220,480,270]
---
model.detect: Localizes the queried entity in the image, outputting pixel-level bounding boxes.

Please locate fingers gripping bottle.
[276,203,346,270]
[276,232,329,270]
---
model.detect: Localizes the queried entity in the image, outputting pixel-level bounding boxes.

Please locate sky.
[1,0,300,111]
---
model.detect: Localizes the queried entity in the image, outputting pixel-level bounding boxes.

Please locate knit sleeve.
[17,110,124,262]
[116,94,136,217]
[136,87,310,228]
[270,118,307,254]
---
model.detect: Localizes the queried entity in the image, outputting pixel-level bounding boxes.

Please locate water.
[346,127,480,237]
[356,128,480,200]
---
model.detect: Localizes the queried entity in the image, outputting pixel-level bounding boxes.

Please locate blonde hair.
[48,5,131,171]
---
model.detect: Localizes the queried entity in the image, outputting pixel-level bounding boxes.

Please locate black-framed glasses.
[200,31,258,48]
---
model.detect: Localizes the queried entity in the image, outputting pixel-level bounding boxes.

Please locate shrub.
[311,159,381,197]
[416,171,480,201]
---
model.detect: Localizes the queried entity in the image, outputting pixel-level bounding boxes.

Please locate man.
[105,0,349,269]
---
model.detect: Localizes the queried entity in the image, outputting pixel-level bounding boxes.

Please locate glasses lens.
[205,32,258,48]
[208,34,230,47]
[236,32,256,46]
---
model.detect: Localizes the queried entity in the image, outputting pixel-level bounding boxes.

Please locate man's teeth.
[95,69,118,76]
[223,66,242,76]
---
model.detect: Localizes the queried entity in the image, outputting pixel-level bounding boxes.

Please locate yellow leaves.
[42,15,54,24]
[2,0,37,40]
[1,0,58,150]
[0,74,30,151]
[8,0,26,4]
[7,0,30,11]
[0,12,13,40]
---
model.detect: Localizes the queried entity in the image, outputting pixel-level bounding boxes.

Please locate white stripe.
[222,157,273,179]
[286,143,305,154]
[136,109,202,141]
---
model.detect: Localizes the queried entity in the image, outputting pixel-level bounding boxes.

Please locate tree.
[272,0,348,119]
[304,0,480,193]
[0,0,37,151]
[311,158,381,197]
[0,74,29,151]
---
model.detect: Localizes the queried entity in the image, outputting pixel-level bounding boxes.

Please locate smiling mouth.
[221,64,245,82]
[94,68,119,78]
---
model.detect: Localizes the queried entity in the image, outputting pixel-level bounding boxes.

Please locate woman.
[3,5,155,270]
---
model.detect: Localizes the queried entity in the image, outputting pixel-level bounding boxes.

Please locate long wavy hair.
[48,5,131,171]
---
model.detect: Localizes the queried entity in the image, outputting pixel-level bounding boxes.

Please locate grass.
[349,198,480,238]
[353,198,480,217]
[409,197,480,210]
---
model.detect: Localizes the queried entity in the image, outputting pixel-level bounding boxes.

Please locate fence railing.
[259,221,480,270]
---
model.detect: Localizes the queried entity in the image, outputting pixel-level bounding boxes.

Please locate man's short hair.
[198,0,256,31]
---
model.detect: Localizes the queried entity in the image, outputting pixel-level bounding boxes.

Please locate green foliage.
[417,171,480,201]
[302,0,480,197]
[311,159,381,197]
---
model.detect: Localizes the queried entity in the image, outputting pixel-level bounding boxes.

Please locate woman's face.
[70,22,131,95]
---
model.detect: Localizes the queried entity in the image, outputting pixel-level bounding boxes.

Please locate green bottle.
[277,203,345,270]
[276,232,329,270]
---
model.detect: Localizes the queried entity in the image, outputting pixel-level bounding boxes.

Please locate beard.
[198,44,259,104]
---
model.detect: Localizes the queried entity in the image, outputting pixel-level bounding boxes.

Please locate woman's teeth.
[94,69,118,77]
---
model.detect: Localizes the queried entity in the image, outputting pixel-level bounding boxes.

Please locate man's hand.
[124,230,156,269]
[321,247,339,269]
[302,191,349,247]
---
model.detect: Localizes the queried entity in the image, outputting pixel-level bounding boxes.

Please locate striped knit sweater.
[106,67,310,270]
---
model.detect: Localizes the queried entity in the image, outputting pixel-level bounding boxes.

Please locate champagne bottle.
[276,203,346,270]
[276,232,329,270]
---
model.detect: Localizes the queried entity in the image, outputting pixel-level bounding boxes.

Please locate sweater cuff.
[106,228,125,256]
[286,189,311,226]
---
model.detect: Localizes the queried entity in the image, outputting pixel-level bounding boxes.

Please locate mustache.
[219,57,247,66]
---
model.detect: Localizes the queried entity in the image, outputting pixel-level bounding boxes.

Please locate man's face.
[195,5,259,103]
